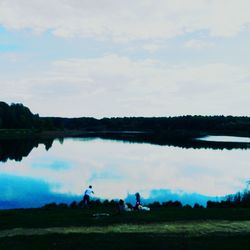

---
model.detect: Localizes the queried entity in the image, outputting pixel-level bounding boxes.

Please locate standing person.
[135,192,141,204]
[83,185,94,205]
[135,192,141,210]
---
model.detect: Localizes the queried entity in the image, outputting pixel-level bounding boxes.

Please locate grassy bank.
[1,207,250,249]
[2,207,250,230]
[1,233,250,250]
[1,221,250,250]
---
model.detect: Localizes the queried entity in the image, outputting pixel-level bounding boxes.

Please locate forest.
[1,101,250,139]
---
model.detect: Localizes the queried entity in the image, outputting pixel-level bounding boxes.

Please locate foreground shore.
[1,207,250,249]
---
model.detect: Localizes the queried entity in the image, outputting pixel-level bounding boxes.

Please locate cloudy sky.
[1,0,250,118]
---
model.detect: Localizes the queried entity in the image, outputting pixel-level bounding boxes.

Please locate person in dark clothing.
[134,192,141,210]
[135,192,141,204]
[118,199,125,213]
[118,199,132,213]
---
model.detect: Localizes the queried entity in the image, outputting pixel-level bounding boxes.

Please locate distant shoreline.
[1,129,250,150]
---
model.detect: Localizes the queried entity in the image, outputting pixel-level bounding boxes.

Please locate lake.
[0,136,250,209]
[196,135,250,143]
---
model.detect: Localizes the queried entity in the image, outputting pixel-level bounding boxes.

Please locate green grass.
[1,233,250,250]
[1,207,250,230]
[1,220,250,237]
[1,207,250,249]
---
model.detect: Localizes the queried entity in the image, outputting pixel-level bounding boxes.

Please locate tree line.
[1,102,250,139]
[0,102,40,129]
[42,190,250,210]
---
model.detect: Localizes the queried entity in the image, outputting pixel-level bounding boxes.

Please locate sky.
[0,0,250,118]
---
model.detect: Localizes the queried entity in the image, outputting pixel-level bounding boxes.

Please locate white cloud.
[141,43,167,53]
[185,39,214,49]
[0,54,249,117]
[0,0,250,42]
[0,52,21,62]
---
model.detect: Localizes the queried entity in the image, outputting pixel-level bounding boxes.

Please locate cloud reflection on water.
[0,174,80,209]
[0,138,249,209]
[0,174,217,209]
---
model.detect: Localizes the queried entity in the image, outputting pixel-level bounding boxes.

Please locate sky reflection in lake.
[197,136,250,143]
[0,138,250,209]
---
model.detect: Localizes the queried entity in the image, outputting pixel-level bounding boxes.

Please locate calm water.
[197,135,250,143]
[0,137,250,209]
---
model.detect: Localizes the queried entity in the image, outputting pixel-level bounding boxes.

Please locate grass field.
[1,206,250,249]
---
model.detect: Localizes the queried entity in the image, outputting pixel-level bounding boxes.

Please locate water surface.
[197,136,250,143]
[0,137,249,209]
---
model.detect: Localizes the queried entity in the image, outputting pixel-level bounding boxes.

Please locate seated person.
[118,199,132,213]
